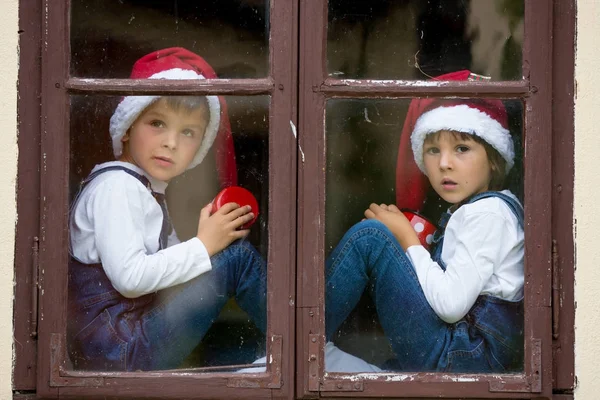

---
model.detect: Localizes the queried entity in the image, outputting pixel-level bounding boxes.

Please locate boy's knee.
[218,239,260,260]
[351,219,396,241]
[354,219,390,234]
[343,219,396,243]
[228,239,255,253]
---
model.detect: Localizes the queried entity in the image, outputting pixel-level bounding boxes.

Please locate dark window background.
[70,0,269,79]
[328,0,523,80]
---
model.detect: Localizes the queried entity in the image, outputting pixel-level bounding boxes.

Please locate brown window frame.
[15,0,298,399]
[13,0,575,399]
[295,1,575,399]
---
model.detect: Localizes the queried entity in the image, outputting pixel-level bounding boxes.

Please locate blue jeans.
[68,240,267,371]
[325,219,523,372]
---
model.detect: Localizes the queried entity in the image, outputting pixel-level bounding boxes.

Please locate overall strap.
[82,166,151,189]
[73,166,172,250]
[71,166,151,222]
[466,191,524,229]
[152,193,173,249]
[431,191,524,269]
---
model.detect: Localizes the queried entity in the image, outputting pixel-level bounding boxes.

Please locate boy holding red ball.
[69,48,266,371]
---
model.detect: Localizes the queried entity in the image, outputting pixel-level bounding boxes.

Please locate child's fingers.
[199,203,212,222]
[224,204,252,222]
[217,202,240,215]
[388,204,401,213]
[369,203,384,214]
[364,209,375,219]
[230,211,255,229]
[232,229,250,240]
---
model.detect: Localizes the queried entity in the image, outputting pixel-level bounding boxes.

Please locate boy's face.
[120,99,208,182]
[422,130,492,205]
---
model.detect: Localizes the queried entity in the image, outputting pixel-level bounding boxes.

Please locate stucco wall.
[0,0,18,399]
[574,1,600,400]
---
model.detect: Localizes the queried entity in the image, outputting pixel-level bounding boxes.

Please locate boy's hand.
[364,203,420,251]
[196,202,255,256]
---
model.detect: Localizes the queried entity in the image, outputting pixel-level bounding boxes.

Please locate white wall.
[0,0,18,398]
[574,1,600,399]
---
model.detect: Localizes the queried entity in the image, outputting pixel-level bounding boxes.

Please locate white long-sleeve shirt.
[70,161,212,298]
[406,190,524,324]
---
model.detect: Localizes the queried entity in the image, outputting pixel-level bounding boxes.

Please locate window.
[296,0,573,398]
[14,0,575,398]
[16,1,296,398]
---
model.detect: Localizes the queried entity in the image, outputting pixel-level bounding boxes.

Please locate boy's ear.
[121,129,130,143]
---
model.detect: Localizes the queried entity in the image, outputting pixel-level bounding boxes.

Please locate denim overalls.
[430,191,524,372]
[325,191,524,373]
[68,166,267,371]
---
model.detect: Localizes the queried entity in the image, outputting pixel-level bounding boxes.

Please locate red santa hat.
[109,47,237,183]
[396,70,514,210]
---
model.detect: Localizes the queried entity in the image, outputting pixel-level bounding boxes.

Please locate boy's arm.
[167,229,181,247]
[406,211,517,323]
[364,204,420,250]
[89,178,212,298]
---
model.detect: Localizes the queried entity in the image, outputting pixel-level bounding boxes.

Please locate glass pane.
[71,0,269,78]
[68,94,270,372]
[324,98,524,373]
[328,0,524,80]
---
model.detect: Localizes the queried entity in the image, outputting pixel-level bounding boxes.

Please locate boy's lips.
[441,178,457,190]
[152,156,174,166]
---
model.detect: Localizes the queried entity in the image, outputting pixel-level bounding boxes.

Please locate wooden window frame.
[15,0,298,399]
[295,1,575,399]
[13,0,575,399]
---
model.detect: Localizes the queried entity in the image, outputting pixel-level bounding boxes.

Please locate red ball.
[401,209,437,250]
[211,186,259,229]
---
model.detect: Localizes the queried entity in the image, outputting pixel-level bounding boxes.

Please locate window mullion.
[550,0,576,391]
[321,79,529,98]
[297,1,328,398]
[36,0,70,398]
[65,77,275,95]
[522,0,554,397]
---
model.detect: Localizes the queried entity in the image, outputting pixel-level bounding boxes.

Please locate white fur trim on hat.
[410,104,514,175]
[109,68,221,170]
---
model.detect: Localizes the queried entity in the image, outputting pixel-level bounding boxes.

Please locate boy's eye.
[181,129,195,137]
[150,120,165,128]
[424,147,440,155]
[456,145,470,153]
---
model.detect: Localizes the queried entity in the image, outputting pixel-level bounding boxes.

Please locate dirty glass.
[70,0,269,78]
[68,94,270,372]
[327,0,524,80]
[324,98,524,373]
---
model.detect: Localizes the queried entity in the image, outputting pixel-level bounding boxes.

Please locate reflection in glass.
[328,0,524,80]
[70,0,269,78]
[325,98,524,373]
[67,95,269,372]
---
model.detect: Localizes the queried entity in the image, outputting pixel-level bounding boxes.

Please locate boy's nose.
[439,151,453,170]
[162,130,179,149]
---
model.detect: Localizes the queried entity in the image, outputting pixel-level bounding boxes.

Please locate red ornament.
[211,186,259,229]
[401,209,438,251]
